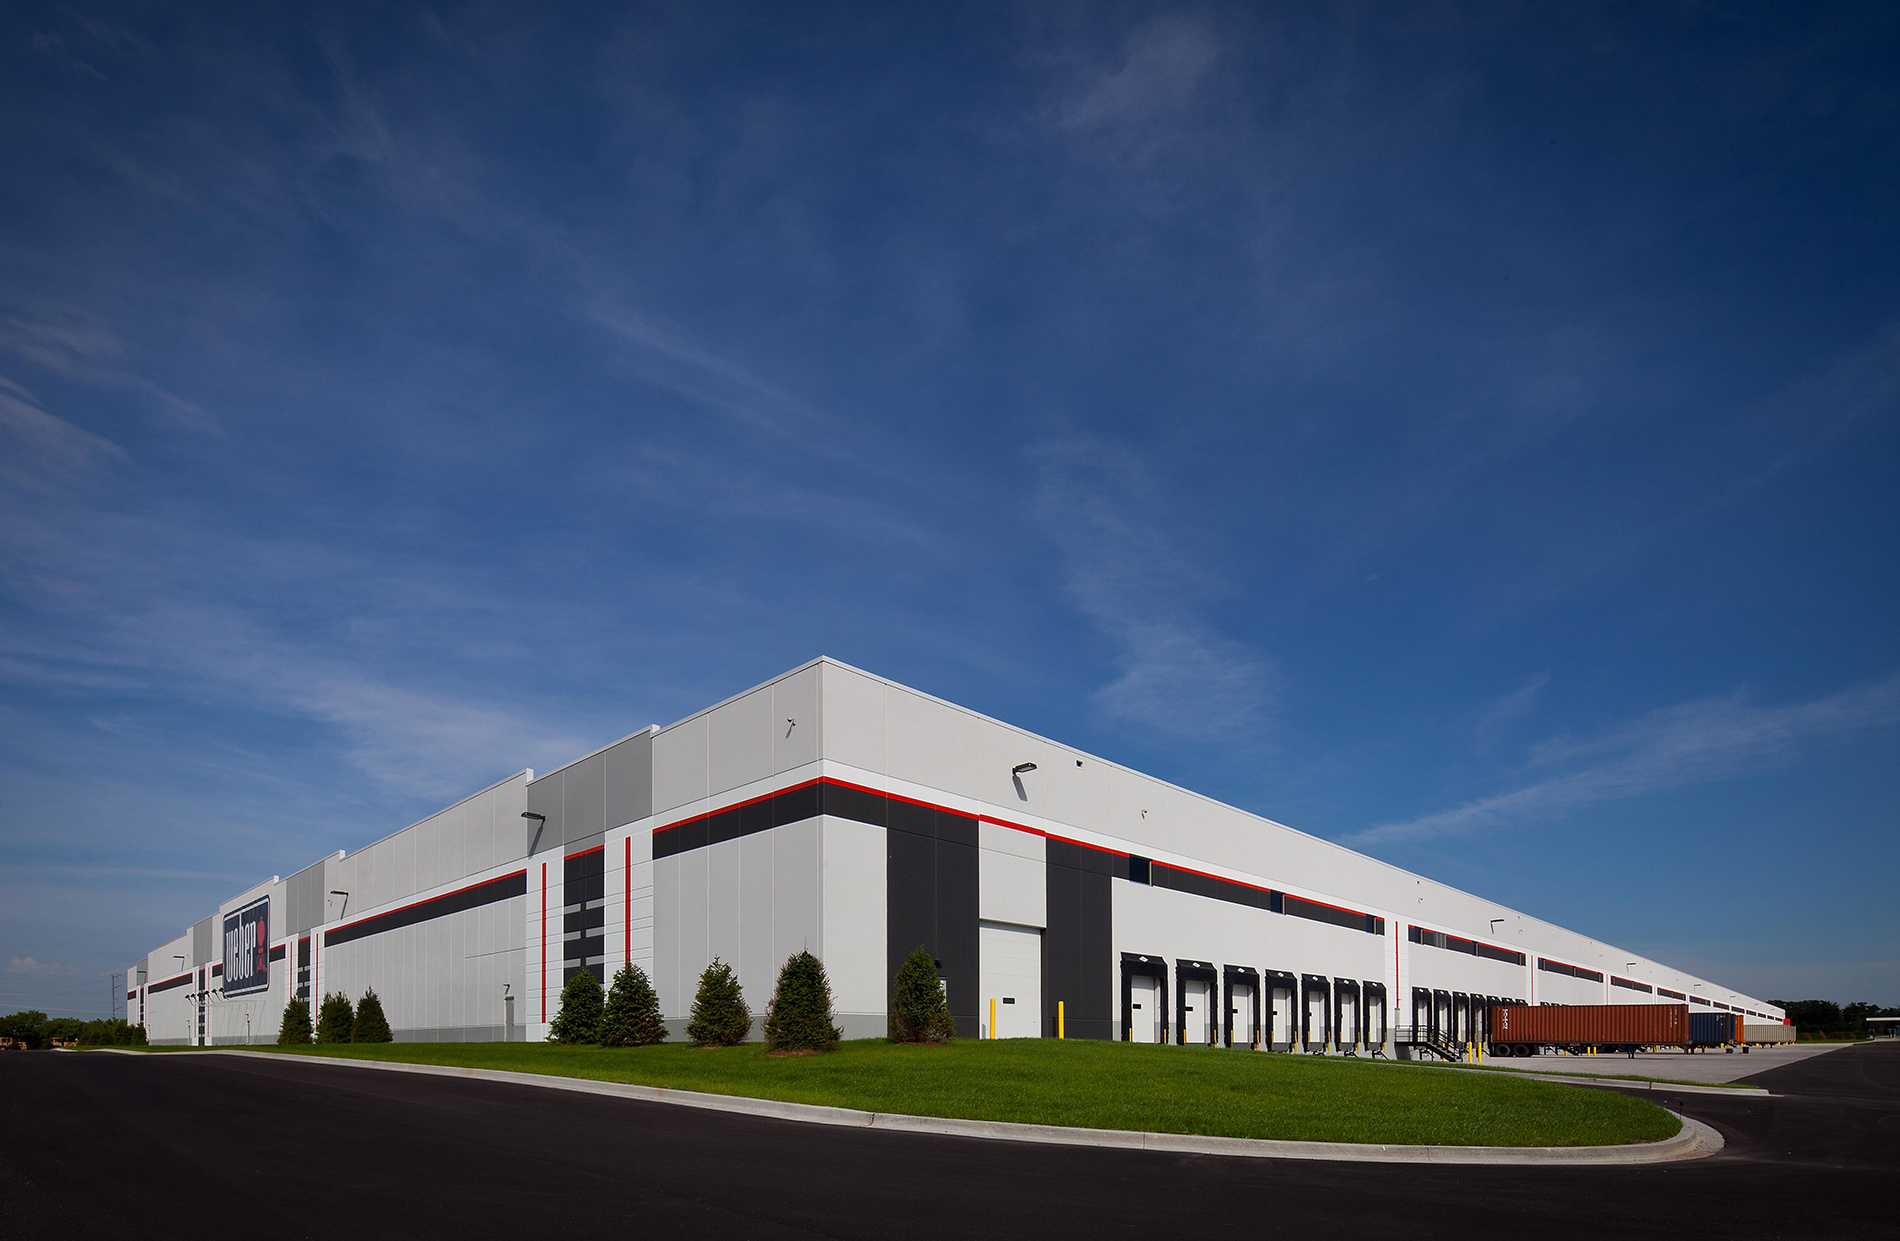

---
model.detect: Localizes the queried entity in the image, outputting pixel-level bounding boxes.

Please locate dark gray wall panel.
[603,731,653,827]
[885,806,980,1037]
[564,753,606,843]
[1045,839,1114,1040]
[526,771,562,854]
[285,858,328,934]
[190,916,214,966]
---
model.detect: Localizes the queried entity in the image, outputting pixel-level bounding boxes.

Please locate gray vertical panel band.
[934,811,980,1038]
[884,803,927,1023]
[526,771,562,854]
[1045,839,1114,1041]
[565,753,606,842]
[604,731,653,827]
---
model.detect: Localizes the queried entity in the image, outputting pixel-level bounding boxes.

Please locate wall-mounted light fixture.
[521,811,548,854]
[329,889,350,917]
[1012,762,1037,775]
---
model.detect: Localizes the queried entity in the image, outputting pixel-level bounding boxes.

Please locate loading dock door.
[1334,979,1361,1051]
[1364,982,1388,1054]
[1181,977,1212,1046]
[979,921,1042,1039]
[1228,982,1256,1048]
[1268,977,1297,1051]
[1302,975,1330,1052]
[1130,975,1162,1043]
[1433,990,1453,1042]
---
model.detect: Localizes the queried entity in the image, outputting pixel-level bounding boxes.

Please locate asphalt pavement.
[2,1040,1894,1240]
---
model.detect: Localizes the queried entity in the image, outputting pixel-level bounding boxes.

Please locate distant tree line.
[1770,999,1900,1039]
[0,1011,147,1049]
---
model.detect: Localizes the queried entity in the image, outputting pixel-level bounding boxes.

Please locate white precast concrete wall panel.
[818,816,883,1036]
[978,821,1047,929]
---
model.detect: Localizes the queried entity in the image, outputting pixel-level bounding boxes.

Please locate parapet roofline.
[699,657,1545,940]
[324,769,535,863]
[528,724,659,785]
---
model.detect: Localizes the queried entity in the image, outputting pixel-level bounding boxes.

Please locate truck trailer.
[1488,1003,1743,1057]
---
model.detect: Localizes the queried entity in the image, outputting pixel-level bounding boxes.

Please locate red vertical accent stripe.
[540,862,548,1023]
[624,836,632,964]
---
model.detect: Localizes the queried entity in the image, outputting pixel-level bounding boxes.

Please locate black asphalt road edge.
[161,1049,1721,1165]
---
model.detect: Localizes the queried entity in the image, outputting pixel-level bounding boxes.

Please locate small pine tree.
[277,997,313,1045]
[890,944,954,1042]
[686,957,752,1046]
[764,951,842,1052]
[548,968,605,1044]
[351,988,393,1043]
[600,962,666,1047]
[315,993,355,1044]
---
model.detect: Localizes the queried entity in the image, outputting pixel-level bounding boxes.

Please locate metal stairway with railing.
[1396,1025,1468,1062]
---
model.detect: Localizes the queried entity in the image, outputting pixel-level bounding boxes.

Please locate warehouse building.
[125,658,1784,1052]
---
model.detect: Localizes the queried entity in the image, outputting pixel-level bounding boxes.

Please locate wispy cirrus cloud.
[0,315,219,435]
[0,376,129,485]
[1349,673,1900,847]
[1033,439,1273,739]
[0,506,590,800]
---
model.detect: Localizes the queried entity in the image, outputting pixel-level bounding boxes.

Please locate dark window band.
[1408,924,1524,965]
[325,870,528,948]
[148,973,193,994]
[1537,957,1605,983]
[1658,987,1685,1000]
[1611,975,1652,993]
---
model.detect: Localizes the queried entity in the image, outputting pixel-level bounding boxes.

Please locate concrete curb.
[169,1050,1723,1166]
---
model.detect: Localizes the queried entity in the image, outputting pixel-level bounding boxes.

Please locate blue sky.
[3,3,1896,1017]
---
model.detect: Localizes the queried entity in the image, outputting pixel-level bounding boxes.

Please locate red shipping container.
[1489,1003,1687,1046]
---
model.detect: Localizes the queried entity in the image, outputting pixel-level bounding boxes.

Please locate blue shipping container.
[1688,1012,1734,1045]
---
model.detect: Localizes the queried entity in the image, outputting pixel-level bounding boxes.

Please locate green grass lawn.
[226,1038,1679,1147]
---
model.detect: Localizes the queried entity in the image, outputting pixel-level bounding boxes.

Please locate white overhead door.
[1269,985,1296,1050]
[1130,975,1162,1043]
[1229,983,1256,1048]
[1337,992,1359,1048]
[1306,988,1329,1050]
[1182,978,1212,1045]
[979,921,1042,1039]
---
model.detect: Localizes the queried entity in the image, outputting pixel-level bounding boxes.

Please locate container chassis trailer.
[1486,1004,1749,1058]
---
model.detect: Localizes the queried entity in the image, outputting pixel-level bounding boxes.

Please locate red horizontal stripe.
[564,844,604,861]
[653,777,825,833]
[649,773,1386,927]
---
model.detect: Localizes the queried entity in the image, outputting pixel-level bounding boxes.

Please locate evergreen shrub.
[548,968,604,1044]
[889,945,954,1042]
[315,993,354,1044]
[600,963,666,1047]
[351,988,393,1042]
[686,957,751,1046]
[764,951,842,1052]
[277,998,312,1045]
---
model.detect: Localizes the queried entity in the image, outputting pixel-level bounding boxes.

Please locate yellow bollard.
[990,997,997,1039]
[1058,1000,1065,1039]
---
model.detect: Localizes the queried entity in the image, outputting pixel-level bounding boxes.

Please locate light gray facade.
[127,658,1784,1052]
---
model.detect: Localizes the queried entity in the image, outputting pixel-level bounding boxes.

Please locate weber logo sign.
[223,896,270,997]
